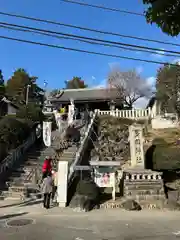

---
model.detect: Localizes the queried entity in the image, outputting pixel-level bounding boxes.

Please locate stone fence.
[97,108,152,119]
[0,128,38,178]
[125,172,162,181]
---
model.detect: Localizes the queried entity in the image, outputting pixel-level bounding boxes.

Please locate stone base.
[99,198,166,210]
[124,169,165,203]
[58,202,67,207]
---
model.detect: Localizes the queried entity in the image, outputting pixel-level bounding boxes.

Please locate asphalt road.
[0,204,180,240]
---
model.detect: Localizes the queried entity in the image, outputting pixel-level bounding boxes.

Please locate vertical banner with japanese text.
[43,121,52,147]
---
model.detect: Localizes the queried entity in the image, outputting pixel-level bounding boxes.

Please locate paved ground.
[1,199,180,239]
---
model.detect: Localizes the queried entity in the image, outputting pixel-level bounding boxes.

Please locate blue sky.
[1,0,180,92]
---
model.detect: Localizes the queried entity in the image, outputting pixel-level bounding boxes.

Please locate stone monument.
[123,124,165,209]
[129,125,144,168]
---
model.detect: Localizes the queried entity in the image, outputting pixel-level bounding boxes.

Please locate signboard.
[43,121,52,147]
[94,167,115,188]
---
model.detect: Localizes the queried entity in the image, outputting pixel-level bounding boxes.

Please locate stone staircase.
[0,141,47,200]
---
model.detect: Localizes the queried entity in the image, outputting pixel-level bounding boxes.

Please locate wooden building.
[49,88,123,111]
[0,97,19,116]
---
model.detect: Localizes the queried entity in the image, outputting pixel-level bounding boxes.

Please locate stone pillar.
[57,161,68,207]
[129,124,144,168]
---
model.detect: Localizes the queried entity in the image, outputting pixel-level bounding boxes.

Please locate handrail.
[0,131,36,175]
[68,110,97,183]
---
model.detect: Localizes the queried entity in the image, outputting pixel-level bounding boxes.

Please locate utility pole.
[26,84,31,105]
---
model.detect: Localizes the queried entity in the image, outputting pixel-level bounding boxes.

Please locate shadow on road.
[0,212,28,220]
[19,199,42,207]
[0,199,35,209]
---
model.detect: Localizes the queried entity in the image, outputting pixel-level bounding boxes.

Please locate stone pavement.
[1,199,180,239]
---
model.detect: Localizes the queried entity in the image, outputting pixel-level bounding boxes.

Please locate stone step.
[124,184,163,190]
[124,180,163,185]
[63,153,75,157]
[125,190,164,196]
[125,195,165,201]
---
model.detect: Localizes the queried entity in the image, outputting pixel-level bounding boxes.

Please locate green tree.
[16,103,45,122]
[0,70,5,99]
[65,77,88,89]
[6,68,44,106]
[156,63,180,116]
[143,0,180,36]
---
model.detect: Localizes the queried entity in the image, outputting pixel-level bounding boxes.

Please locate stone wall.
[152,115,179,129]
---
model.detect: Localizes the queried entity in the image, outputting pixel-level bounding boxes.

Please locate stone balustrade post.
[57,161,68,207]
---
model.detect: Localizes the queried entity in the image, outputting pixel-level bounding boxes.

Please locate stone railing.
[68,110,97,184]
[124,171,162,181]
[97,108,152,119]
[0,131,36,176]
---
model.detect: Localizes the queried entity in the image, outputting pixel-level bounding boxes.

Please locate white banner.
[43,121,52,147]
[68,105,74,125]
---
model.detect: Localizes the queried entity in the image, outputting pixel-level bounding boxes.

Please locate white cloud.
[146,76,156,88]
[93,79,107,88]
[133,76,155,109]
[133,97,149,109]
[136,66,143,74]
[172,59,180,65]
[108,62,120,70]
[151,48,165,59]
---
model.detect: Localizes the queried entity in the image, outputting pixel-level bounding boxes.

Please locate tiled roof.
[1,97,19,109]
[49,88,122,102]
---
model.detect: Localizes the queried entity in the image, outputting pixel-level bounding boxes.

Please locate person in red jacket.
[42,157,52,179]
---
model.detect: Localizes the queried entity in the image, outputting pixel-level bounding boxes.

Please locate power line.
[0,24,179,58]
[1,21,180,56]
[0,11,179,48]
[60,0,144,16]
[0,34,179,66]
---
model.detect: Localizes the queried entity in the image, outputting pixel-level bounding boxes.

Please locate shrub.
[152,138,180,170]
[153,145,180,170]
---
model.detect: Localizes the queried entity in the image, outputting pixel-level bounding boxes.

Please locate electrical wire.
[0,24,179,58]
[0,21,180,56]
[60,0,144,16]
[0,11,179,47]
[0,34,179,66]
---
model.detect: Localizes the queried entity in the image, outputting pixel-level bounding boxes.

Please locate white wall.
[7,104,17,115]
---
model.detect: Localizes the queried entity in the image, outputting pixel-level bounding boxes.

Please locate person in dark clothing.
[41,172,53,209]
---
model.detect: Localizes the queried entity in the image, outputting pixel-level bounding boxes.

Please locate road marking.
[172,231,180,235]
[67,226,93,231]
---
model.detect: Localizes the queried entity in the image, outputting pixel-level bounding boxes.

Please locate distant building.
[48,88,123,111]
[0,97,19,116]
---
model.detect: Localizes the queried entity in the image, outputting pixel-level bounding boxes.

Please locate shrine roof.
[49,88,122,103]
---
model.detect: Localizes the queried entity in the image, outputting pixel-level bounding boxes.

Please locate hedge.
[150,137,180,170]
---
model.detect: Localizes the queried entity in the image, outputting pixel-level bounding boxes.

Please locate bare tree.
[108,67,152,108]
